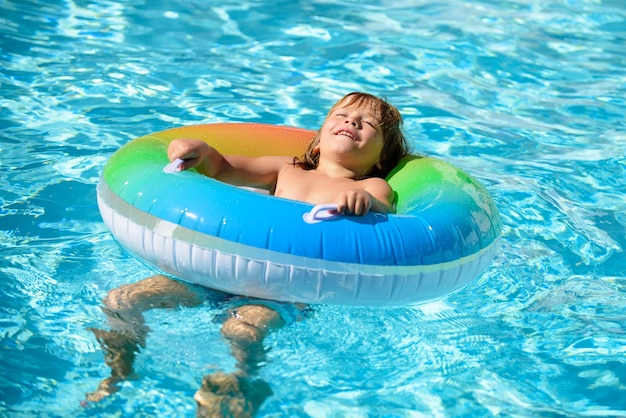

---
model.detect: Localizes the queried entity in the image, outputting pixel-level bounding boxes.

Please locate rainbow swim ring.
[97,123,501,306]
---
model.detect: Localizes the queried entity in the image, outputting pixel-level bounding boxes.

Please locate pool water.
[2,0,625,416]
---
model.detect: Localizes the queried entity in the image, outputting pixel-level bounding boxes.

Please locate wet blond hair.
[294,92,409,178]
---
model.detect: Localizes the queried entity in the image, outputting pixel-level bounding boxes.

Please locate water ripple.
[1,0,626,416]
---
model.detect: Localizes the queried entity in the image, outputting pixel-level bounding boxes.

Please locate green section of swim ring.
[103,136,170,192]
[386,155,497,217]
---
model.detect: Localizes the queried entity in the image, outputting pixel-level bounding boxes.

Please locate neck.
[316,160,368,180]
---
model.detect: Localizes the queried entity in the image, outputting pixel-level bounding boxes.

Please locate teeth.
[338,131,355,140]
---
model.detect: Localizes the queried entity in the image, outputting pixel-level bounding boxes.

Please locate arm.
[167,138,290,189]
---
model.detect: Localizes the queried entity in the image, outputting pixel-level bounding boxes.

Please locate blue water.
[2,0,625,416]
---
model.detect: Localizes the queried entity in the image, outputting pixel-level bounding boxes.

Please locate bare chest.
[274,166,358,205]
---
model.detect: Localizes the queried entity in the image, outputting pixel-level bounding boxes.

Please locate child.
[86,92,409,416]
[168,91,408,216]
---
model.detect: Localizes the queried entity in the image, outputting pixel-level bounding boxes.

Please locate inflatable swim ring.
[97,123,501,306]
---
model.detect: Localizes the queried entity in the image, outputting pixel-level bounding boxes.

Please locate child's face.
[317,100,384,174]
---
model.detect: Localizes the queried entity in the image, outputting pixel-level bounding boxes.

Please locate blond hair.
[294,92,408,178]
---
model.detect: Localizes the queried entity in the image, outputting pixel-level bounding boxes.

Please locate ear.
[376,161,382,170]
[313,145,321,153]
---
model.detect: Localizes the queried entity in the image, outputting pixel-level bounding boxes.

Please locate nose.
[344,116,359,128]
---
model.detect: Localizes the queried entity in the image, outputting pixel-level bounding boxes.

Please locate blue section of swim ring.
[108,154,499,267]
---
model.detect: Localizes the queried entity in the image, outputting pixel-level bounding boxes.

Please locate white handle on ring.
[303,204,340,224]
[163,158,185,174]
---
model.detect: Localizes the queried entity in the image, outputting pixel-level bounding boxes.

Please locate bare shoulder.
[358,177,394,206]
[359,176,392,192]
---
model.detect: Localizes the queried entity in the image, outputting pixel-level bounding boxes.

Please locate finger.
[355,196,372,216]
[353,199,365,216]
[178,158,200,171]
[343,194,356,215]
[335,201,347,215]
[167,142,185,161]
[168,139,196,160]
[334,195,348,215]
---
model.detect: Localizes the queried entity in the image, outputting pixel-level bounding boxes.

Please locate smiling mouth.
[336,130,357,141]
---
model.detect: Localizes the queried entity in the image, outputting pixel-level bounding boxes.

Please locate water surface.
[1,0,625,416]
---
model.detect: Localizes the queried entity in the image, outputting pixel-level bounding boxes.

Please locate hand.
[167,138,211,171]
[333,189,373,216]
